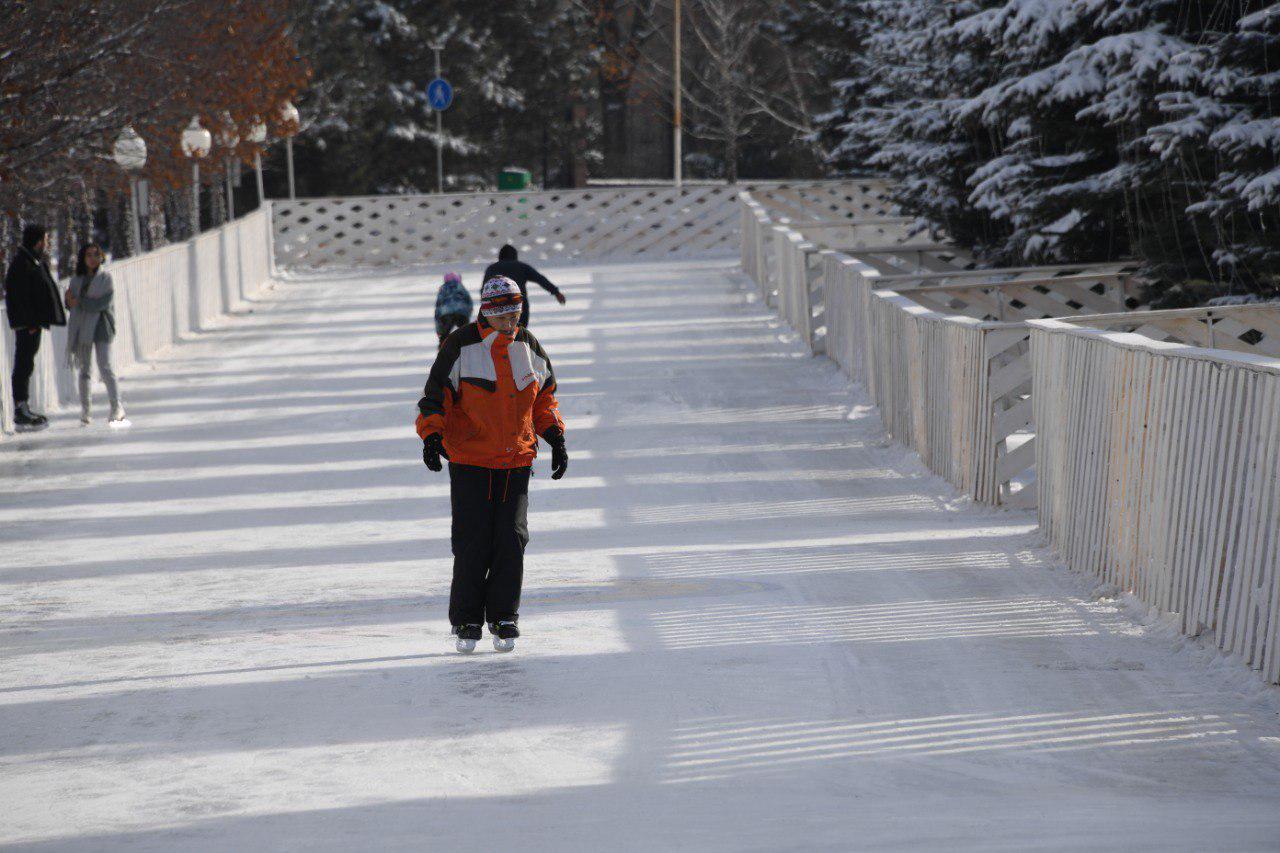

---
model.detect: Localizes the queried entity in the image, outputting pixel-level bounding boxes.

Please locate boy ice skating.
[434,271,472,345]
[416,275,568,653]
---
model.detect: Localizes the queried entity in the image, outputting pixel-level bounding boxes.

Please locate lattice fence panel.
[273,181,876,269]
[1063,305,1280,359]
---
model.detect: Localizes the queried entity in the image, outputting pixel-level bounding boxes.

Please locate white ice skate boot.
[489,621,519,652]
[452,624,482,654]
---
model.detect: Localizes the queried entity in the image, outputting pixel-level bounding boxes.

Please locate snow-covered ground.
[2,259,1279,851]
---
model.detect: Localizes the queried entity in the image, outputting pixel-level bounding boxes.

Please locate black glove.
[543,428,568,480]
[422,433,445,471]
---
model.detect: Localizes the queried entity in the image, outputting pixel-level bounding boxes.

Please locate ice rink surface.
[2,260,1279,851]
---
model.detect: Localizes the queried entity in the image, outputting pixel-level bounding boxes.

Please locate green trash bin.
[498,168,532,191]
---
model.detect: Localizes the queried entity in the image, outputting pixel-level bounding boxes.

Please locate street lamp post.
[280,101,300,200]
[218,119,239,222]
[181,118,212,236]
[248,120,268,206]
[112,126,147,255]
[673,0,682,188]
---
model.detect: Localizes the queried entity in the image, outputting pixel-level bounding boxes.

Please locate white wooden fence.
[742,186,1280,684]
[273,180,890,270]
[744,189,1137,508]
[1031,315,1280,683]
[0,208,273,440]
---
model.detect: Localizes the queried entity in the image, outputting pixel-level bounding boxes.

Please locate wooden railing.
[743,189,1139,508]
[1031,315,1280,683]
[742,186,1280,683]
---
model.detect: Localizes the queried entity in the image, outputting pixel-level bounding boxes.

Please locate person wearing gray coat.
[65,244,124,424]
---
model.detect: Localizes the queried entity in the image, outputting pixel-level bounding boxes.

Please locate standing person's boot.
[14,402,47,430]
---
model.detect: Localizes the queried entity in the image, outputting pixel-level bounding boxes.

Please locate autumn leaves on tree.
[1,0,308,245]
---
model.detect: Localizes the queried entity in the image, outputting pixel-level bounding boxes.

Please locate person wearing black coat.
[4,224,66,427]
[482,244,566,328]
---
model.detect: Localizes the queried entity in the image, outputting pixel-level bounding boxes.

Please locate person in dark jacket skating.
[416,275,568,653]
[4,225,67,429]
[482,244,566,328]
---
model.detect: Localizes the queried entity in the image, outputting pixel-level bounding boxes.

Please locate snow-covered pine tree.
[948,1,1197,266]
[778,0,874,175]
[294,0,596,194]
[1148,2,1280,300]
[843,0,1010,256]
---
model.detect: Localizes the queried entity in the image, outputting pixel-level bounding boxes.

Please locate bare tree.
[571,0,662,176]
[1,0,308,254]
[637,0,826,182]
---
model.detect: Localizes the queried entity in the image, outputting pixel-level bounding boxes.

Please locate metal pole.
[192,162,201,236]
[434,45,444,194]
[673,0,682,188]
[225,158,235,222]
[254,151,265,206]
[286,136,296,200]
[127,178,142,255]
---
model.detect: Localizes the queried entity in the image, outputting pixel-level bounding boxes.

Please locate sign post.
[428,45,454,194]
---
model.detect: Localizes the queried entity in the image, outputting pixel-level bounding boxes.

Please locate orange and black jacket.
[416,322,565,469]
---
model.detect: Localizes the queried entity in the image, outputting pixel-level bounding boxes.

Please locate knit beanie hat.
[480,276,523,317]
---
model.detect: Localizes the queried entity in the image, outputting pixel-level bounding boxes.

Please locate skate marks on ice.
[647,596,1132,650]
[660,709,1248,784]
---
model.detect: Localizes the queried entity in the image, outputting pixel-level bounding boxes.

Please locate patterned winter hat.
[479,276,523,317]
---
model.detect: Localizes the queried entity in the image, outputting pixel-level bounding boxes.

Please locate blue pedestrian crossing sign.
[428,78,453,111]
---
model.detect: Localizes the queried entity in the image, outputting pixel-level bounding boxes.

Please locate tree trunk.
[210,177,227,227]
[600,78,631,177]
[106,197,129,260]
[55,208,76,278]
[146,186,167,251]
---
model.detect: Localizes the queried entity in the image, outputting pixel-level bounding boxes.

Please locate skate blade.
[493,637,516,653]
[455,638,477,654]
[14,423,49,432]
[108,419,132,429]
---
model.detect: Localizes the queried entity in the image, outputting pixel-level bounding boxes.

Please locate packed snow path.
[2,260,1279,851]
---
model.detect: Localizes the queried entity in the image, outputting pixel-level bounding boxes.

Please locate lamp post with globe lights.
[217,120,239,221]
[280,101,300,200]
[248,120,267,206]
[113,126,147,255]
[181,118,212,236]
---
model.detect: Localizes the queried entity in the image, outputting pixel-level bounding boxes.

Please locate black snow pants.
[448,462,531,627]
[11,328,41,404]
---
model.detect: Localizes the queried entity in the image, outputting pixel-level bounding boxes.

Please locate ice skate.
[489,621,519,652]
[452,624,482,654]
[108,404,130,429]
